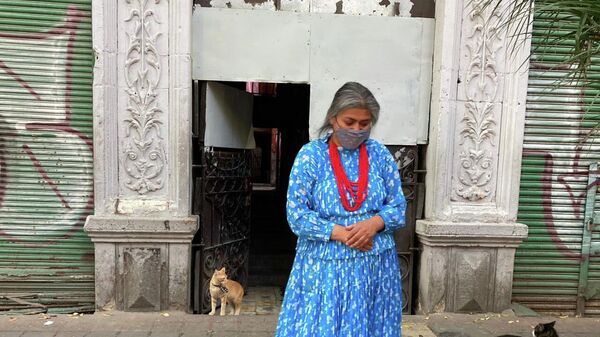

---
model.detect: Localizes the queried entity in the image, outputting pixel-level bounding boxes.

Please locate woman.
[276,82,406,337]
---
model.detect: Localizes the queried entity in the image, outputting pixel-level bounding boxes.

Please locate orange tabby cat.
[208,267,244,316]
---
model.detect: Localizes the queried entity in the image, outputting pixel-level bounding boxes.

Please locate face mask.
[334,126,371,150]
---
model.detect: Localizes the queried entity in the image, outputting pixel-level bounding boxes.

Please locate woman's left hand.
[345,216,384,250]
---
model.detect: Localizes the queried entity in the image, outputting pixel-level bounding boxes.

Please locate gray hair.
[317,82,380,136]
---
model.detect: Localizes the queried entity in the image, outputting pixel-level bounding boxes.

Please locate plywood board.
[192,8,310,83]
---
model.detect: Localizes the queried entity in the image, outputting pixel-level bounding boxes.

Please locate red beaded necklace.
[328,140,369,212]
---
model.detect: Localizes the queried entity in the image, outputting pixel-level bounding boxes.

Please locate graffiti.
[0,60,40,100]
[0,6,94,248]
[523,143,600,261]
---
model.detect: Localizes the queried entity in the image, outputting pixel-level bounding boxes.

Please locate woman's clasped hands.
[330,216,385,252]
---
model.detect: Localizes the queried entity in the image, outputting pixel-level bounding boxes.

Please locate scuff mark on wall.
[335,1,344,14]
[378,0,390,7]
[198,0,213,7]
[226,1,232,8]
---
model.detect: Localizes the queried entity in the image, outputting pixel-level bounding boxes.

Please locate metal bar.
[576,163,599,316]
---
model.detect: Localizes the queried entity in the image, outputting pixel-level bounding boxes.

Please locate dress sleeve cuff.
[377,212,393,232]
[322,221,336,242]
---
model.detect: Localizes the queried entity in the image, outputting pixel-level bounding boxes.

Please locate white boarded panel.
[204,82,256,149]
[192,9,434,145]
[192,8,310,83]
[309,14,434,144]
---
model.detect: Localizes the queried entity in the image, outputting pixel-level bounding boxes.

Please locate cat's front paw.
[208,311,215,316]
[220,311,226,316]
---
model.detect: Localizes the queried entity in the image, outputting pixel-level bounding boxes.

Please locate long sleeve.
[377,148,407,233]
[286,145,336,241]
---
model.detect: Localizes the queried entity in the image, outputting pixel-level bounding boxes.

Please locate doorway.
[248,83,309,287]
[190,81,310,313]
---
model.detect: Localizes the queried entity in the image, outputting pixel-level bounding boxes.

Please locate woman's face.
[331,108,372,131]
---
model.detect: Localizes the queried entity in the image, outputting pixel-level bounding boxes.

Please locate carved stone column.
[416,0,530,313]
[85,0,197,311]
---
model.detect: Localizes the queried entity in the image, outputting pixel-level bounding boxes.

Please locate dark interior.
[247,83,310,287]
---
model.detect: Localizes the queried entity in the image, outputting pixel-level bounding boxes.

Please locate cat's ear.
[547,321,556,327]
[219,267,225,272]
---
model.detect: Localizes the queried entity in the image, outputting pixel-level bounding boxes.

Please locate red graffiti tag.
[525,149,600,261]
[0,60,41,100]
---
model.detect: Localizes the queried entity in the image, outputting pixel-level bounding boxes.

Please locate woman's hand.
[345,216,385,250]
[332,224,373,251]
[355,238,374,252]
[330,224,350,244]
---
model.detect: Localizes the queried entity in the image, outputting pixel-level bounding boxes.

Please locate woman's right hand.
[356,239,373,252]
[331,225,350,244]
[331,225,373,252]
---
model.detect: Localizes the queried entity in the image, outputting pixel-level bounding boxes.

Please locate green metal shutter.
[0,0,94,313]
[513,10,600,316]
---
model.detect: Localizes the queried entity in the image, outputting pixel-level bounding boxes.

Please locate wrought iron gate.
[389,145,423,314]
[192,148,252,313]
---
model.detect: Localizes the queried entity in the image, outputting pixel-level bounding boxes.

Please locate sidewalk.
[0,311,599,337]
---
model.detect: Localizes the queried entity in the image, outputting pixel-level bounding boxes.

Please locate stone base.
[84,216,198,312]
[415,220,528,314]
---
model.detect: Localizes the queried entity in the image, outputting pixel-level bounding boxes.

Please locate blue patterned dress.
[276,134,406,337]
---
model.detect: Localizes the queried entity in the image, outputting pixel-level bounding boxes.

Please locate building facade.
[2,0,599,316]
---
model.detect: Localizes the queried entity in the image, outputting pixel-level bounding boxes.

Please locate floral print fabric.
[276,135,406,337]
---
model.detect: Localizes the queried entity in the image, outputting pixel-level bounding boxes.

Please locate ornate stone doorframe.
[416,0,531,313]
[85,0,197,311]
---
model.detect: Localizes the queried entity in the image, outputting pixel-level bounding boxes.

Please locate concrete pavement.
[0,311,599,337]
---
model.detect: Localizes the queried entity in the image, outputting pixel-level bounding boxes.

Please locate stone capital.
[85,216,198,243]
[416,220,528,248]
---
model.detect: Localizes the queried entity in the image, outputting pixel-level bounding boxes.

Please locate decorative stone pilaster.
[416,0,531,313]
[85,0,197,311]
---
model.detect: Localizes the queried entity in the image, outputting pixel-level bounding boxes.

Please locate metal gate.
[513,9,600,316]
[191,148,252,313]
[0,1,95,313]
[389,145,423,315]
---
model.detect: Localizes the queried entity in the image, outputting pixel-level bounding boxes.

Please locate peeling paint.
[409,0,435,18]
[200,0,430,17]
[311,0,401,17]
[204,0,276,10]
[393,2,400,16]
[398,0,414,17]
[244,0,269,6]
[335,1,344,14]
[279,0,308,12]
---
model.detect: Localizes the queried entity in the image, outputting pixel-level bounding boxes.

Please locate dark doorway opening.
[190,81,309,313]
[248,83,309,287]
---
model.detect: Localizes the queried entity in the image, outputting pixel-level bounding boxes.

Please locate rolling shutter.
[513,9,600,316]
[0,0,94,313]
